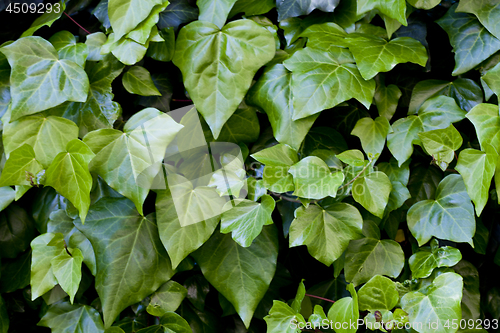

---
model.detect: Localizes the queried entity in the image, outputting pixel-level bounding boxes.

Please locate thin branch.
[63,12,91,35]
[172,99,193,102]
[269,192,302,203]
[338,160,372,190]
[305,293,335,304]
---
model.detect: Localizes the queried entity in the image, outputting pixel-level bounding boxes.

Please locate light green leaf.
[122,66,161,97]
[437,4,500,76]
[457,0,500,40]
[155,188,219,269]
[126,0,170,44]
[74,197,174,327]
[264,301,304,333]
[357,0,407,25]
[409,240,462,279]
[192,226,278,328]
[300,22,348,50]
[374,82,402,121]
[221,195,275,247]
[283,46,375,120]
[407,174,475,246]
[351,117,391,160]
[0,145,43,187]
[288,157,344,199]
[0,37,89,120]
[337,149,365,167]
[352,171,392,218]
[466,103,500,152]
[173,20,275,138]
[418,125,463,171]
[84,108,183,215]
[276,0,339,21]
[407,0,440,10]
[345,34,427,80]
[327,284,359,333]
[197,0,237,29]
[0,187,15,213]
[401,272,463,333]
[147,281,187,317]
[482,61,500,104]
[247,64,318,151]
[387,116,424,167]
[418,95,467,131]
[247,178,266,202]
[251,144,298,166]
[21,1,65,37]
[30,233,65,300]
[50,247,84,304]
[108,0,163,40]
[86,32,107,61]
[289,203,363,266]
[45,139,95,222]
[345,237,404,286]
[49,31,89,67]
[38,302,105,333]
[358,275,399,311]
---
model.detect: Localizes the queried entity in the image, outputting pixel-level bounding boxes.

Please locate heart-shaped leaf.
[409,240,462,279]
[358,275,399,311]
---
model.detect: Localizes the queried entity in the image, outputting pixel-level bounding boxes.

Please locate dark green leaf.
[38,301,105,333]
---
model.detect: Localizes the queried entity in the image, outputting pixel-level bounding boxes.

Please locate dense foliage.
[0,0,499,332]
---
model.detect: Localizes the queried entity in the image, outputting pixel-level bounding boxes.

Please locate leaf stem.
[338,160,372,190]
[63,12,91,35]
[305,293,335,304]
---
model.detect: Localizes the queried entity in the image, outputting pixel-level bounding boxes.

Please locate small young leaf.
[352,171,392,218]
[122,66,161,96]
[51,247,84,304]
[409,241,462,279]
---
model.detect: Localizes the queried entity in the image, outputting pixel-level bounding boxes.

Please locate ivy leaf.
[401,272,463,333]
[122,66,161,96]
[83,108,183,215]
[264,301,304,333]
[136,312,192,333]
[453,260,481,320]
[288,157,344,199]
[276,0,340,21]
[352,171,392,218]
[407,174,475,246]
[138,73,173,112]
[38,302,105,333]
[45,139,95,223]
[466,103,500,152]
[407,0,440,10]
[457,0,500,40]
[300,22,348,50]
[0,296,7,333]
[356,0,407,25]
[147,281,187,316]
[252,144,298,193]
[192,226,278,328]
[0,37,89,121]
[247,64,318,151]
[158,0,199,31]
[197,0,237,29]
[345,237,405,286]
[251,144,298,166]
[289,203,363,266]
[50,247,84,304]
[147,28,176,62]
[49,31,89,68]
[74,197,174,327]
[387,116,424,167]
[108,0,164,40]
[374,82,402,121]
[437,4,500,76]
[409,240,462,279]
[229,0,275,17]
[125,1,170,44]
[417,95,467,131]
[216,104,261,143]
[327,284,359,333]
[358,275,399,311]
[173,20,275,138]
[221,195,275,247]
[351,116,391,160]
[344,34,427,80]
[21,1,66,37]
[0,145,43,187]
[86,32,107,61]
[418,125,463,172]
[283,46,375,120]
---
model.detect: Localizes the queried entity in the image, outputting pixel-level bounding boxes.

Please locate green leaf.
[289,203,363,266]
[21,1,65,37]
[173,20,275,138]
[387,116,424,167]
[344,34,427,80]
[30,233,65,300]
[251,144,298,166]
[407,174,475,246]
[126,1,170,44]
[122,66,161,96]
[86,32,107,61]
[192,226,278,328]
[456,147,497,216]
[247,64,318,151]
[0,37,89,120]
[229,0,275,17]
[351,116,391,160]
[300,22,348,50]
[83,108,183,215]
[301,127,348,155]
[408,79,483,113]
[147,281,187,317]
[374,82,402,121]
[138,73,173,112]
[418,95,467,131]
[38,302,105,333]
[288,157,344,199]
[158,0,199,31]
[481,61,500,103]
[337,149,365,167]
[418,125,463,171]
[409,240,462,279]
[108,0,164,40]
[45,139,95,222]
[0,251,31,293]
[264,301,304,333]
[437,4,500,76]
[50,247,84,304]
[457,0,500,40]
[358,275,399,311]
[276,0,339,21]
[401,272,463,333]
[407,0,440,10]
[0,205,35,259]
[283,46,375,120]
[345,237,404,286]
[0,296,7,333]
[197,0,237,29]
[466,103,500,152]
[453,260,481,320]
[327,284,359,333]
[220,195,275,247]
[74,197,174,327]
[216,104,261,143]
[357,0,407,25]
[49,31,89,68]
[0,145,43,187]
[352,171,392,218]
[147,28,176,62]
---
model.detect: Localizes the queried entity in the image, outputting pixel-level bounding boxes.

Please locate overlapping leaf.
[108,0,164,40]
[351,116,391,160]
